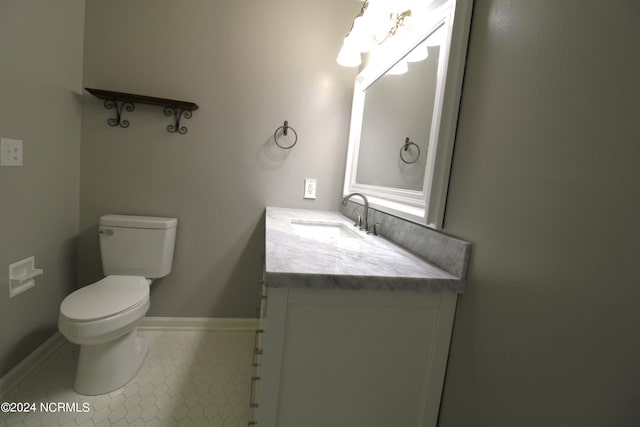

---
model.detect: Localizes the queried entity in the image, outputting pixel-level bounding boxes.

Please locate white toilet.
[58,214,177,395]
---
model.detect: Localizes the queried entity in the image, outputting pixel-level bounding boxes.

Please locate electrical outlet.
[1,138,23,166]
[304,178,317,199]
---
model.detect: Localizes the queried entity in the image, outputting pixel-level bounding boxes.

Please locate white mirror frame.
[343,0,474,229]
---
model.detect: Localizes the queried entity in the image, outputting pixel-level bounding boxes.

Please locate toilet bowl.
[58,214,177,396]
[58,275,151,395]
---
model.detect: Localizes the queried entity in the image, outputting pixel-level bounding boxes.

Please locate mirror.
[356,31,443,191]
[343,0,473,228]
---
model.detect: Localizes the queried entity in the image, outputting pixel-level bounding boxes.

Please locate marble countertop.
[265,207,464,292]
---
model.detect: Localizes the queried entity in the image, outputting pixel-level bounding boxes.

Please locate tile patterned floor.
[0,329,255,427]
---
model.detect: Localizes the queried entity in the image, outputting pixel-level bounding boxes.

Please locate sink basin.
[290,219,363,240]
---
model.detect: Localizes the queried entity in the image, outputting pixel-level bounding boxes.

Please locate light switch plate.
[1,138,23,166]
[304,178,317,199]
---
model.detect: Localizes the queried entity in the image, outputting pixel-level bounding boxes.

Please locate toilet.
[58,214,177,395]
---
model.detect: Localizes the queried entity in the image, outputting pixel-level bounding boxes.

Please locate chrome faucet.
[342,192,369,231]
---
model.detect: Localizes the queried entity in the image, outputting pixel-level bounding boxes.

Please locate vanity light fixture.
[336,0,415,68]
[336,0,370,67]
[377,9,412,44]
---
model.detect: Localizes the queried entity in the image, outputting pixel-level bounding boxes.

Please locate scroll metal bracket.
[104,99,135,128]
[164,107,193,135]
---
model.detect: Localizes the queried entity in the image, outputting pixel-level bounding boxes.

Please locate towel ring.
[274,120,298,149]
[400,137,420,164]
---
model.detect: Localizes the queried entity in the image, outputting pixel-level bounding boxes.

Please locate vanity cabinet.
[253,286,457,427]
[256,206,471,427]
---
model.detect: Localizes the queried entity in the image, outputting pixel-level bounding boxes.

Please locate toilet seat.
[61,275,149,322]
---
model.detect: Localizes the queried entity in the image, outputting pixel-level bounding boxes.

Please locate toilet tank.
[99,214,178,278]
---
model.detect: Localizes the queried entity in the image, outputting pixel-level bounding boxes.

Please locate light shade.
[336,41,362,67]
[350,16,372,53]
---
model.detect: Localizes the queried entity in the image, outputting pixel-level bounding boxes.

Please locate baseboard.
[139,316,261,331]
[0,332,65,400]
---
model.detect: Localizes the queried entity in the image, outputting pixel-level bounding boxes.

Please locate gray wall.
[439,1,640,425]
[0,1,84,377]
[79,0,359,317]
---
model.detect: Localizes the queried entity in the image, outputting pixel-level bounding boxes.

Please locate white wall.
[79,0,360,317]
[0,0,84,377]
[439,1,640,425]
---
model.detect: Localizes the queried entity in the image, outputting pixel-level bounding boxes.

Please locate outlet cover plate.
[1,138,23,167]
[304,178,317,199]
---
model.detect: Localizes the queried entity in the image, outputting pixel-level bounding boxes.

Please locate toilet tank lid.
[100,214,177,229]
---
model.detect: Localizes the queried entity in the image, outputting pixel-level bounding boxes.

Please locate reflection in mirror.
[356,30,443,191]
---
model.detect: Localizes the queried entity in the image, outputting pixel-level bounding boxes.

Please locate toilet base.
[73,327,148,395]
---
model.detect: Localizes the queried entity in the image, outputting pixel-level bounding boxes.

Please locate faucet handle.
[367,223,380,236]
[353,211,362,227]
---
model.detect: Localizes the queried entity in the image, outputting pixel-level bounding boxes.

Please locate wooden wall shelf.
[85,88,199,134]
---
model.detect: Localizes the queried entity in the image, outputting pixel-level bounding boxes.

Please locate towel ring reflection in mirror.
[400,137,420,164]
[274,120,298,149]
